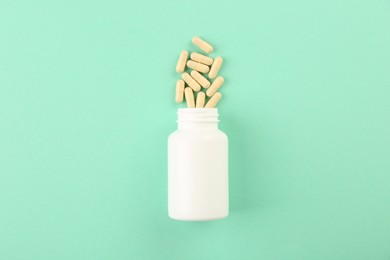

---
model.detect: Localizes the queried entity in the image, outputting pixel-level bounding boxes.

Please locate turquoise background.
[1,0,389,259]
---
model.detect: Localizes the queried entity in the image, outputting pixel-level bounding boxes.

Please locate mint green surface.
[1,0,390,259]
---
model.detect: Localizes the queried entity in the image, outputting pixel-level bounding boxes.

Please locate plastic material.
[168,108,229,221]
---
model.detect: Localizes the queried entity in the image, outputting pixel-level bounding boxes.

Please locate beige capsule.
[181,72,201,92]
[175,79,185,103]
[196,92,206,108]
[176,50,188,73]
[184,87,195,108]
[187,60,209,74]
[205,92,222,108]
[190,70,210,89]
[190,52,213,65]
[208,57,223,79]
[206,76,224,97]
[192,36,213,53]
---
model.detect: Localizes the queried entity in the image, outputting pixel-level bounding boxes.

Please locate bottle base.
[168,213,228,221]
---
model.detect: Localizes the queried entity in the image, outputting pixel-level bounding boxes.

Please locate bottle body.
[168,108,228,221]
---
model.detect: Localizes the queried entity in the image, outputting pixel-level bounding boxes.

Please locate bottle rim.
[177,108,219,123]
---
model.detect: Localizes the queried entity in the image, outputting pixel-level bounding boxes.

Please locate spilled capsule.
[192,36,213,53]
[187,60,209,74]
[196,92,206,108]
[190,70,210,89]
[205,92,222,108]
[184,87,195,108]
[175,79,185,103]
[182,72,201,92]
[176,50,188,73]
[208,57,223,79]
[190,52,213,65]
[206,76,224,97]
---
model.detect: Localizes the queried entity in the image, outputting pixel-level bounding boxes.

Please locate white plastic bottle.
[168,108,228,221]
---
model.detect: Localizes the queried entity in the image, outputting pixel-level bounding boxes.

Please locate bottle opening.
[177,108,219,123]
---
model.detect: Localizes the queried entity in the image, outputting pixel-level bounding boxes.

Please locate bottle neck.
[177,108,219,130]
[178,121,219,130]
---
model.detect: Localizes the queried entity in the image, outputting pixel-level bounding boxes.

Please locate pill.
[205,92,222,108]
[190,52,213,65]
[192,36,213,53]
[190,70,210,89]
[181,72,201,92]
[206,76,224,97]
[184,87,195,108]
[175,79,185,103]
[208,57,223,79]
[176,50,188,73]
[187,60,210,73]
[196,92,206,108]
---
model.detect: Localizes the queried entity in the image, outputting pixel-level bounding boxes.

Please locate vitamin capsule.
[176,50,188,73]
[187,60,210,74]
[208,57,223,79]
[175,79,185,103]
[181,72,201,92]
[205,92,222,108]
[192,36,213,53]
[190,52,213,65]
[190,70,210,89]
[196,92,206,108]
[206,76,224,97]
[184,87,195,108]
